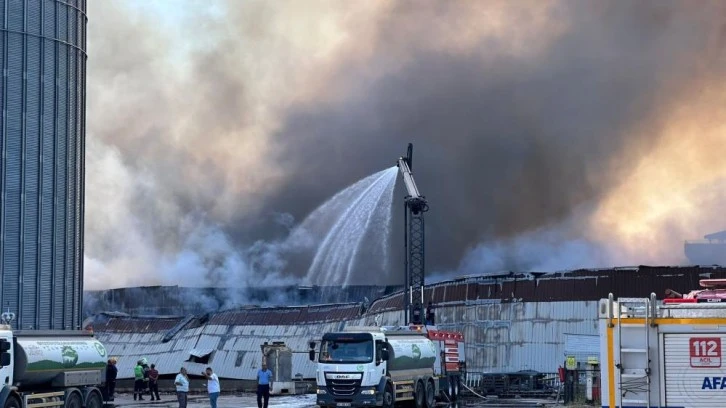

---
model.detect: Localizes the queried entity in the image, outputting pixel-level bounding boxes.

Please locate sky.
[83,0,726,290]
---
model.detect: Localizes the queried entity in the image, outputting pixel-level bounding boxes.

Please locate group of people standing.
[173,367,219,408]
[175,364,271,408]
[133,358,161,401]
[103,358,273,408]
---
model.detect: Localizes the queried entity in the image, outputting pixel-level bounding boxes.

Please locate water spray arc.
[303,167,398,286]
[397,143,429,325]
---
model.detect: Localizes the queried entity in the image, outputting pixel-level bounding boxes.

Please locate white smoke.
[83,137,299,292]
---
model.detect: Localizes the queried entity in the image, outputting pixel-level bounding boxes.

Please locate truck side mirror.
[381,349,389,361]
[0,340,9,352]
[309,350,316,362]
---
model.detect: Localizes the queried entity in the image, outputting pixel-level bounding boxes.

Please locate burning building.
[87,265,726,385]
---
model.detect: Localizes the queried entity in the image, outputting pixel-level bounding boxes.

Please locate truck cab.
[0,330,13,387]
[313,330,390,407]
[310,325,464,408]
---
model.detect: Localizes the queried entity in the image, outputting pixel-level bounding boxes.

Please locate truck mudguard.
[377,376,390,394]
[0,384,13,408]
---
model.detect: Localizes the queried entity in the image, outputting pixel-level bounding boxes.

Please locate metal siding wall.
[563,334,599,362]
[0,0,86,329]
[53,1,67,328]
[39,21,56,330]
[360,301,599,373]
[95,301,599,380]
[22,29,40,329]
[3,25,23,320]
[65,24,75,327]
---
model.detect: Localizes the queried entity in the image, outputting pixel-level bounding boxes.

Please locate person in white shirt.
[174,367,189,408]
[202,366,221,408]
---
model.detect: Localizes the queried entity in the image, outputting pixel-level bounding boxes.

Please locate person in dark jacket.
[149,364,161,401]
[105,358,117,401]
[141,358,151,396]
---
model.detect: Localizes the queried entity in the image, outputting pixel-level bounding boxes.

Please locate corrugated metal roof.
[98,322,340,380]
[704,230,726,241]
[190,348,215,358]
[85,285,399,318]
[98,300,599,378]
[91,316,200,333]
[95,266,726,378]
[564,333,599,361]
[365,266,726,313]
[206,303,361,326]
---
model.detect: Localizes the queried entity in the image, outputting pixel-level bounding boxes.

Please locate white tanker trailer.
[0,317,108,408]
[310,325,465,408]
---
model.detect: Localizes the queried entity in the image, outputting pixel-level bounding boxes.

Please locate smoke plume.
[85,0,726,291]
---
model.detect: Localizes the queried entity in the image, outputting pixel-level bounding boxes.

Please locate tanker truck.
[309,325,465,408]
[0,313,108,408]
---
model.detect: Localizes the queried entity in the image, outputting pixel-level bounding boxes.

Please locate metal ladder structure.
[614,294,657,407]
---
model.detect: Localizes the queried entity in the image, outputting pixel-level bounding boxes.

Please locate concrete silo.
[0,0,87,329]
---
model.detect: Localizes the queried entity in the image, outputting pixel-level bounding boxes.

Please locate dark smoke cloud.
[84,0,726,290]
[263,1,726,277]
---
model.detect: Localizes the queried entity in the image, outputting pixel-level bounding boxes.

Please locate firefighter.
[133,360,145,400]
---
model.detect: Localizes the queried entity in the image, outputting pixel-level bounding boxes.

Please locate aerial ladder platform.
[396,143,429,325]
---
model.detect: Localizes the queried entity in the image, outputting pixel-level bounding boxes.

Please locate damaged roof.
[366,265,726,313]
[93,265,726,380]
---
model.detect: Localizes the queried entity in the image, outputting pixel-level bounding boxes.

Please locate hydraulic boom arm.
[397,143,429,325]
[397,144,428,214]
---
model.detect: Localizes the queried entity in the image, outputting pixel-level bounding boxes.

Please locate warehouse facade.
[89,266,726,380]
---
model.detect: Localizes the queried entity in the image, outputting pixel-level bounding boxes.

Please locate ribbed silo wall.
[0,0,87,329]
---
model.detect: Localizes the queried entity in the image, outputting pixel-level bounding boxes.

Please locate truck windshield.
[319,338,373,364]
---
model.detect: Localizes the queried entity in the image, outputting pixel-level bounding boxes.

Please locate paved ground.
[107,393,317,408]
[105,393,592,407]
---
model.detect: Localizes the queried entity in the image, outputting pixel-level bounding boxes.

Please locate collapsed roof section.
[91,266,726,380]
[88,265,726,334]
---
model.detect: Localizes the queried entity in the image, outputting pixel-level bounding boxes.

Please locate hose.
[439,390,451,403]
[461,382,488,400]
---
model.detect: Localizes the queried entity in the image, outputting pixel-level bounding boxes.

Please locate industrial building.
[88,265,726,383]
[685,229,726,265]
[83,285,399,318]
[0,0,87,329]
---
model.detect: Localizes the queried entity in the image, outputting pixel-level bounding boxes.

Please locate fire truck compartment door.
[665,333,726,407]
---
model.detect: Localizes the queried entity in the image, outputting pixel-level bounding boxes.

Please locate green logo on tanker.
[62,346,79,368]
[412,344,421,360]
[94,342,107,357]
[356,365,364,372]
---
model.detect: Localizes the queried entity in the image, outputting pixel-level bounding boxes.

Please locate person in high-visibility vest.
[134,360,145,401]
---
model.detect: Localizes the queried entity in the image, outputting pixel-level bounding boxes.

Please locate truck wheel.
[414,381,425,408]
[65,392,82,408]
[446,376,454,401]
[453,376,460,400]
[382,383,394,408]
[85,391,103,408]
[4,396,20,408]
[425,380,435,408]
